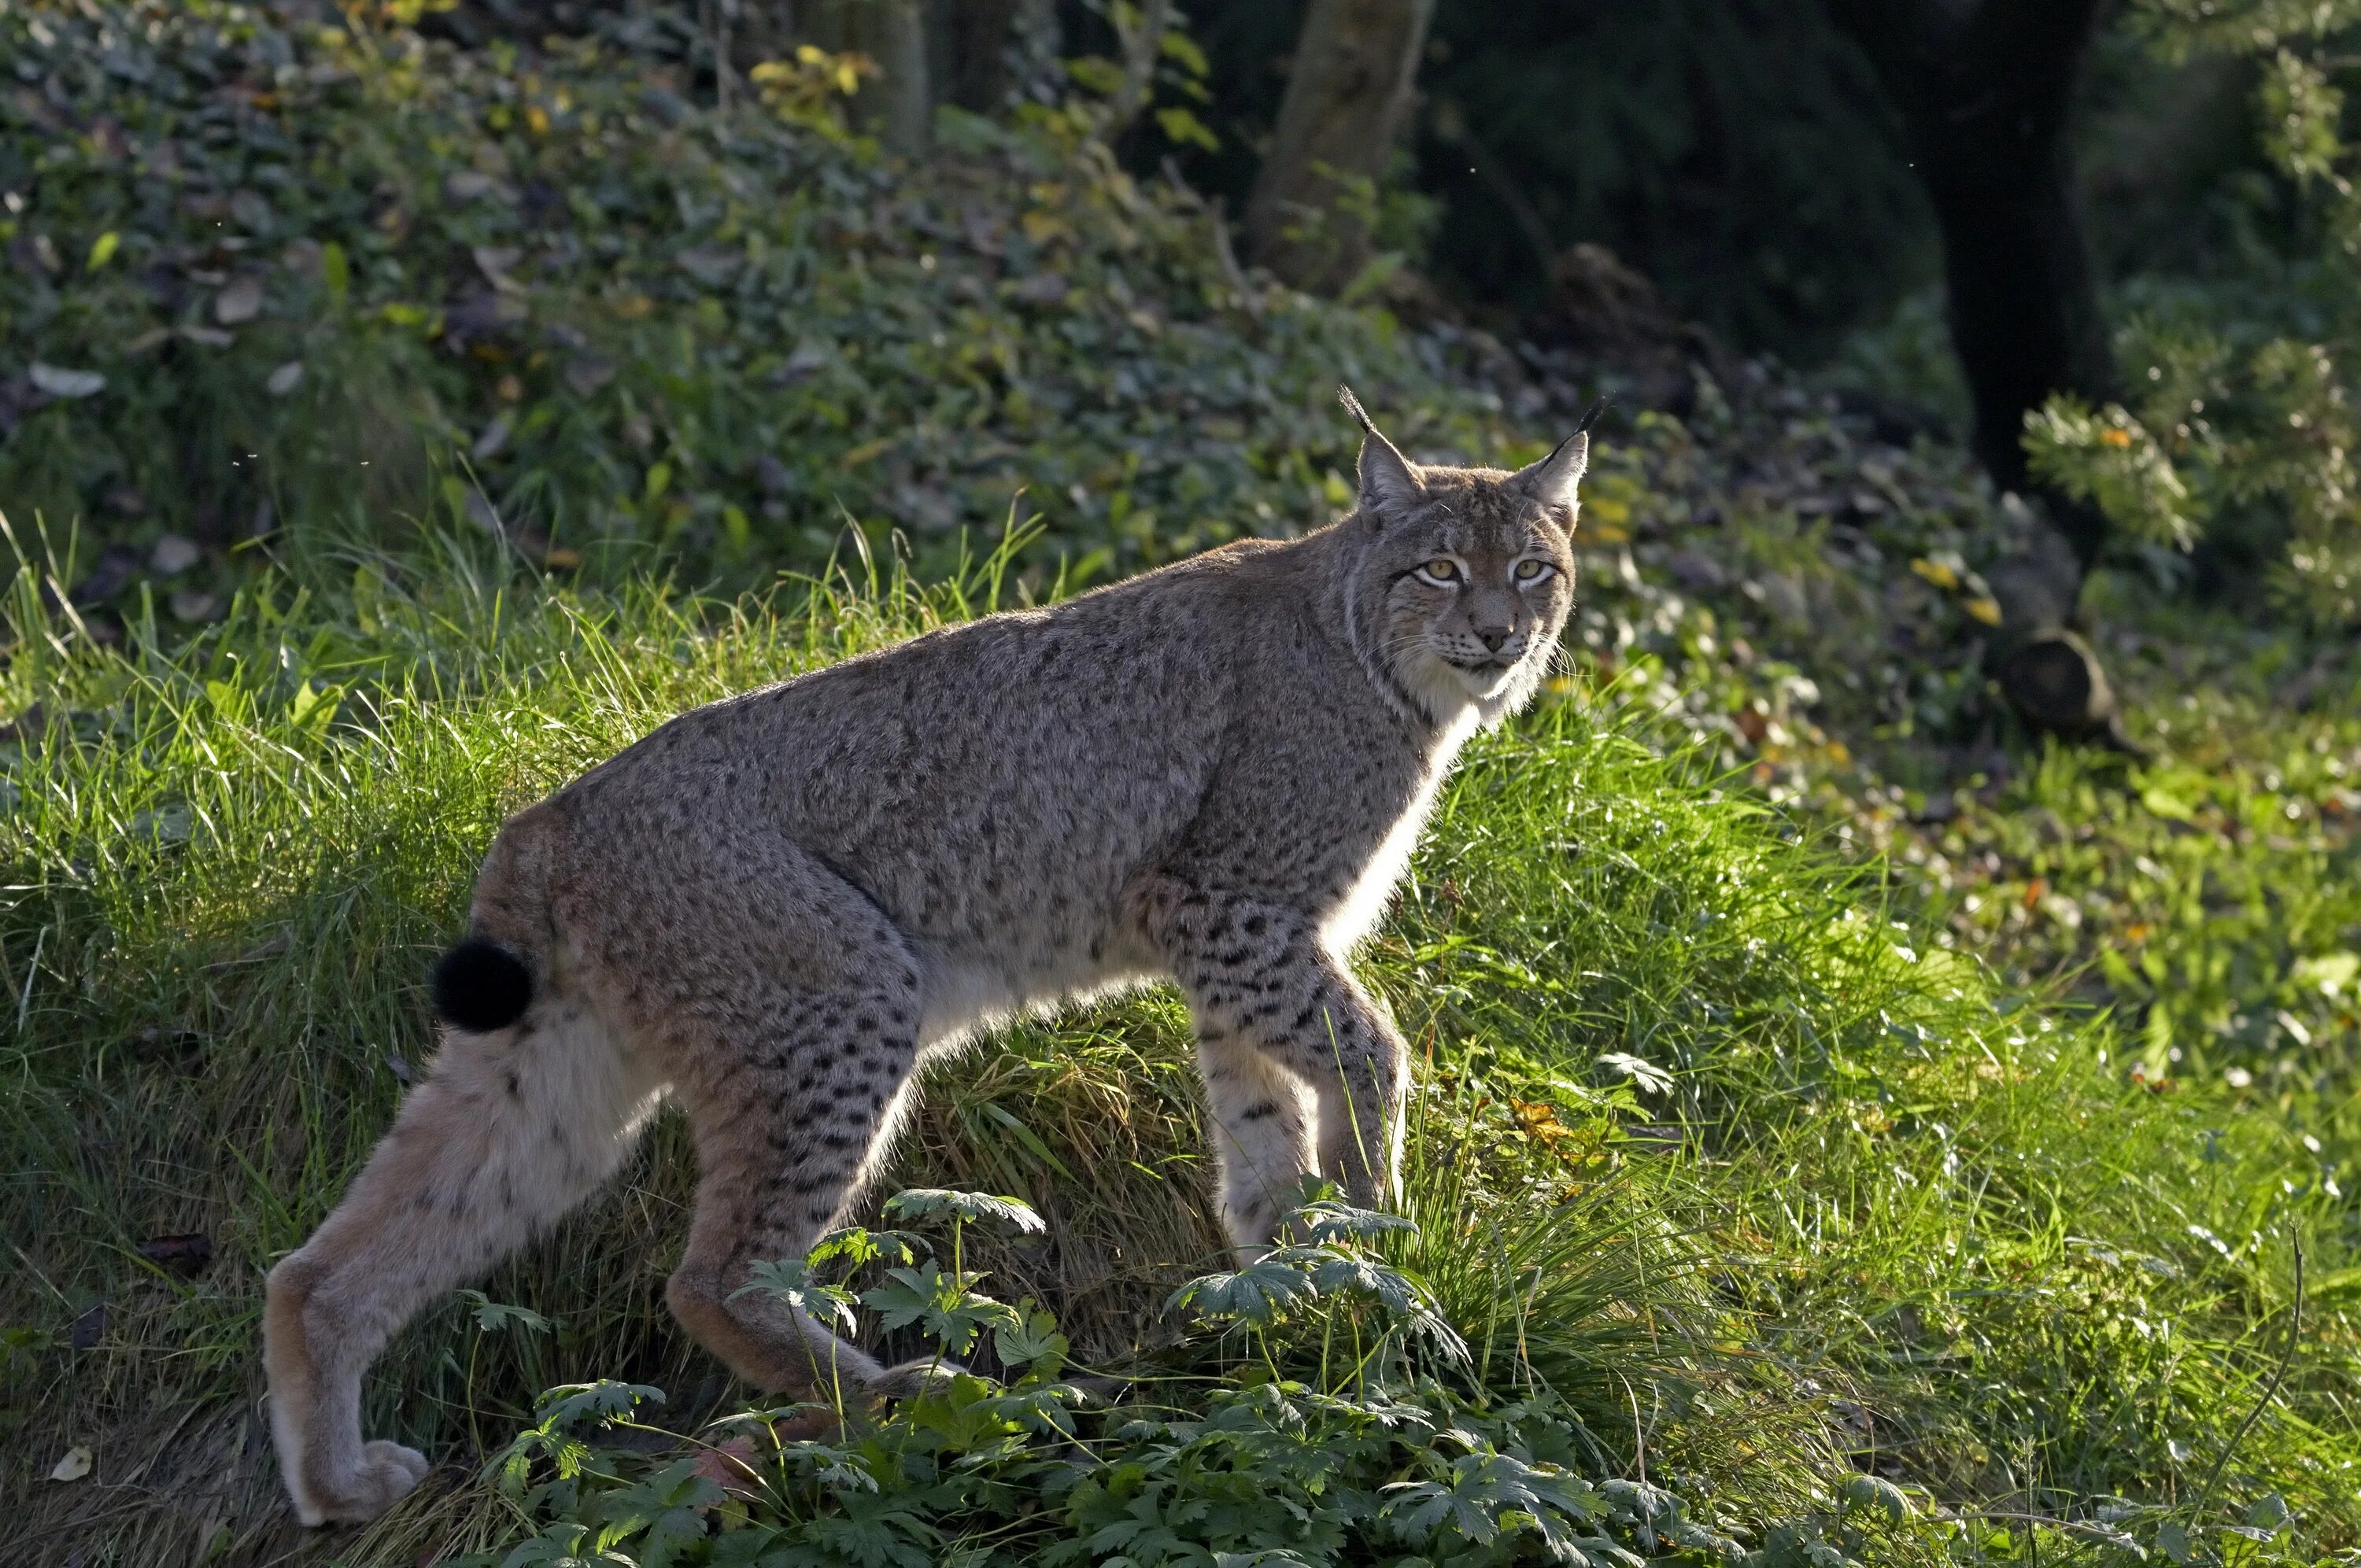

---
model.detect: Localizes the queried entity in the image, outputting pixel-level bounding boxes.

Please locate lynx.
[264,390,1593,1524]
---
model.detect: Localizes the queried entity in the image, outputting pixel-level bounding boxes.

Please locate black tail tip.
[431,938,534,1034]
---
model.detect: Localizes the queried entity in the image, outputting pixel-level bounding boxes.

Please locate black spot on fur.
[431,938,534,1033]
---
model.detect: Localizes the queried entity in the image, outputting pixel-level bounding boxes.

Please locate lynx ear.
[1338,385,1422,515]
[1513,398,1605,526]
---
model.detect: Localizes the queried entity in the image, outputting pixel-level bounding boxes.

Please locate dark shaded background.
[1174,0,2263,382]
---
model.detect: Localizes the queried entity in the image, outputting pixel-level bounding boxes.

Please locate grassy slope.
[1,546,2352,1566]
[6,6,2361,1561]
[1824,585,2361,1104]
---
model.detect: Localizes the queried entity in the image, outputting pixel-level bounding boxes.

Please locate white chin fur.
[1405,651,1542,729]
[1456,662,1521,699]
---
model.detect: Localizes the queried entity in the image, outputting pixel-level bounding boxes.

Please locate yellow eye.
[1515,559,1550,581]
[1424,559,1459,581]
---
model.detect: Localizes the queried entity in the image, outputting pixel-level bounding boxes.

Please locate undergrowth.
[2,0,1483,579]
[1815,581,2361,1108]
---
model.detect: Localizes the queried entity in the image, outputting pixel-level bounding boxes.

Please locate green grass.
[2,537,2354,1566]
[1801,576,2361,1131]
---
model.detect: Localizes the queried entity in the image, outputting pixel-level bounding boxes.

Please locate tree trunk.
[804,0,933,153]
[1822,0,2115,570]
[937,0,1024,113]
[1823,0,2137,747]
[1245,0,1437,293]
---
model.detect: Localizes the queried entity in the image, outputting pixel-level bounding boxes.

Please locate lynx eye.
[1514,559,1554,583]
[1418,558,1461,585]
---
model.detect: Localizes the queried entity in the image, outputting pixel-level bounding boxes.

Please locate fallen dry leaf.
[68,1301,105,1350]
[137,1233,213,1277]
[689,1436,766,1504]
[214,275,264,325]
[30,363,105,399]
[150,534,201,575]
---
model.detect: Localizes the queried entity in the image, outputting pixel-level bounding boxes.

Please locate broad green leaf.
[882,1188,1046,1233]
[459,1289,552,1337]
[731,1257,856,1330]
[1165,1257,1314,1325]
[1837,1472,1912,1526]
[992,1302,1069,1370]
[1595,1052,1673,1095]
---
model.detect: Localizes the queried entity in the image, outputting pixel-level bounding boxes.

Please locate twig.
[705,0,739,113]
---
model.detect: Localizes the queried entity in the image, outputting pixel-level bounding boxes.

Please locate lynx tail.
[430,939,534,1033]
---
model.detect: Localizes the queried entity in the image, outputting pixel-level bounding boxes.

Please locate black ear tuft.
[431,937,534,1034]
[1338,384,1422,514]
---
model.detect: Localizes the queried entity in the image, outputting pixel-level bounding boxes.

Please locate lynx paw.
[296,1440,429,1526]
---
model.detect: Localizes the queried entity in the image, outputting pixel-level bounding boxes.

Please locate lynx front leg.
[1195,1028,1317,1254]
[1143,880,1410,1247]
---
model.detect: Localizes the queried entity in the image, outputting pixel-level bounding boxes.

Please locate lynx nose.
[1474,625,1511,653]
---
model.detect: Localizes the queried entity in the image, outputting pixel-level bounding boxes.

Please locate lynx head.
[1337,387,1592,728]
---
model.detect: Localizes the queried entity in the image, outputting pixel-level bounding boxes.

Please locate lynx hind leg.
[634,843,954,1406]
[662,977,939,1404]
[265,994,660,1526]
[1195,1028,1317,1255]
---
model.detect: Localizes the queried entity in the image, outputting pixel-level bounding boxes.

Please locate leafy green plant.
[2024,0,2361,625]
[0,0,1500,587]
[467,1187,1742,1568]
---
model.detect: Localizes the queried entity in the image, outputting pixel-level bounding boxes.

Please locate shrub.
[2025,0,2361,625]
[463,1189,1745,1568]
[0,0,1485,581]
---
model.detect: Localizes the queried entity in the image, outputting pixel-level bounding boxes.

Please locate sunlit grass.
[2,535,2355,1563]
